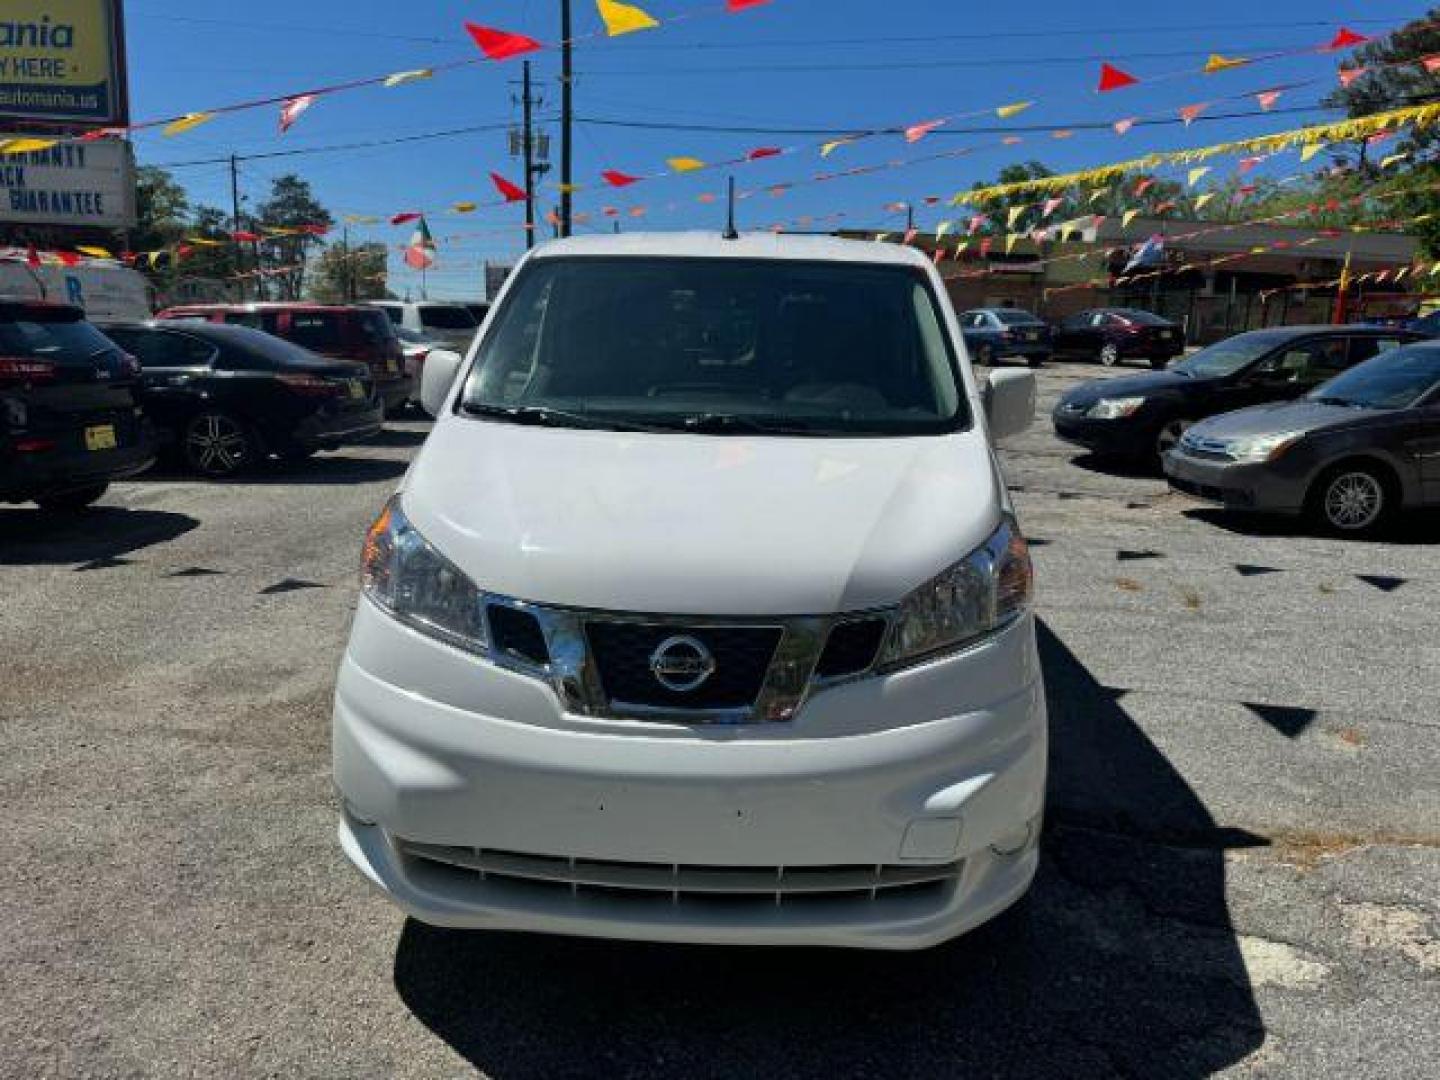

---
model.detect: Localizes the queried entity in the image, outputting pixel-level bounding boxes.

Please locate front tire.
[1099,343,1120,367]
[1309,464,1392,536]
[1028,354,1046,369]
[35,483,108,512]
[1154,418,1191,462]
[182,411,257,478]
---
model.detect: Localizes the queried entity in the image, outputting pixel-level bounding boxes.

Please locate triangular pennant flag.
[1051,129,1074,139]
[278,94,316,135]
[230,230,261,243]
[1113,117,1137,135]
[451,202,477,213]
[1194,192,1217,212]
[389,212,422,226]
[1187,167,1210,187]
[1204,53,1249,74]
[667,156,706,173]
[932,248,945,265]
[747,146,782,160]
[904,119,945,143]
[1180,102,1209,126]
[1098,63,1139,92]
[1121,209,1141,228]
[1381,152,1410,169]
[979,238,994,257]
[163,112,213,136]
[820,137,855,157]
[902,228,917,245]
[935,220,952,239]
[1256,89,1282,111]
[1300,141,1327,163]
[1005,234,1020,254]
[1134,177,1155,196]
[1423,56,1440,73]
[490,172,526,203]
[602,169,640,187]
[1326,27,1370,51]
[996,102,1033,119]
[596,0,659,37]
[968,214,986,234]
[383,69,433,87]
[464,23,542,61]
[1338,67,1367,88]
[726,0,770,9]
[1042,197,1064,218]
[1088,188,1109,204]
[76,245,113,259]
[0,137,59,154]
[1238,156,1263,173]
[1006,205,1026,229]
[1002,135,1024,145]
[342,214,379,224]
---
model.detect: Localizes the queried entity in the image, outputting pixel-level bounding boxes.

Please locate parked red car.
[1050,308,1186,369]
[155,303,413,415]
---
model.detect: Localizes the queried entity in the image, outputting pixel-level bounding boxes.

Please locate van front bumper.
[333,599,1047,950]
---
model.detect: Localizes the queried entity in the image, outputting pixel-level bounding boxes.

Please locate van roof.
[529,231,934,268]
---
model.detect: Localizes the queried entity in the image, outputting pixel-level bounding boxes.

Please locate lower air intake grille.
[585,622,782,710]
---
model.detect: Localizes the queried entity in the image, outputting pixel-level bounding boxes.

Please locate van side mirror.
[983,369,1036,441]
[420,349,464,418]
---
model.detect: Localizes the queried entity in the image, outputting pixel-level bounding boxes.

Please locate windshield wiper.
[460,402,661,432]
[677,413,817,435]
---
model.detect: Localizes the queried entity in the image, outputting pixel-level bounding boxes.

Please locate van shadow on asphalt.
[0,506,199,566]
[133,454,409,487]
[392,621,1265,1079]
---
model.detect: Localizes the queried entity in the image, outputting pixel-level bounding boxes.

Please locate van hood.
[402,419,1002,616]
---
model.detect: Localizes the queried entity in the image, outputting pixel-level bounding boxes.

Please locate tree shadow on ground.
[392,620,1264,1079]
[0,506,199,566]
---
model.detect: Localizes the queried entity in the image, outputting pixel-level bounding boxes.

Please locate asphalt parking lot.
[3,366,1437,1079]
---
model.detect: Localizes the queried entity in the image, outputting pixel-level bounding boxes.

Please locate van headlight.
[882,515,1033,669]
[361,495,489,654]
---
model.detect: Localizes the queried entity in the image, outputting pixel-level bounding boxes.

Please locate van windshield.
[460,257,966,435]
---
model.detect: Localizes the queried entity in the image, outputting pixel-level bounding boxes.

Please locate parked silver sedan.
[1164,343,1440,534]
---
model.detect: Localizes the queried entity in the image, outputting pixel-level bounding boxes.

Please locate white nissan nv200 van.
[334,232,1044,949]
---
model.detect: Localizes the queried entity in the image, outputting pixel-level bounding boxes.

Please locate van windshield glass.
[460,257,966,435]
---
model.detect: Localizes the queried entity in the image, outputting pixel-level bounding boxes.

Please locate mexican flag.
[404,217,436,270]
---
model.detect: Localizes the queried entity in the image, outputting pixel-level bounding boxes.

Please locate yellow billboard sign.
[0,1,128,125]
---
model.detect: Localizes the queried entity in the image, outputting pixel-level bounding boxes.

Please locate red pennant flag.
[1179,102,1209,126]
[1237,156,1263,174]
[747,146,782,160]
[176,244,194,259]
[56,251,82,267]
[1097,63,1139,92]
[979,238,994,257]
[278,94,316,134]
[231,230,261,242]
[1338,67,1367,88]
[602,169,640,187]
[904,119,945,143]
[464,23,542,61]
[902,228,917,245]
[1423,56,1440,73]
[490,172,526,203]
[1113,117,1137,135]
[1256,89,1282,111]
[602,206,620,217]
[1325,27,1370,52]
[726,0,770,10]
[1135,177,1155,196]
[25,245,41,268]
[389,212,422,226]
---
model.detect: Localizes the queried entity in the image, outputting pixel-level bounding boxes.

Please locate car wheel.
[1149,356,1170,370]
[1310,465,1392,536]
[1154,418,1191,462]
[183,411,256,478]
[35,483,108,512]
[1028,354,1046,368]
[1099,343,1120,367]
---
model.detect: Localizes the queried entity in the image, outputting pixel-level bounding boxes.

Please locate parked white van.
[333,232,1044,949]
[0,258,152,322]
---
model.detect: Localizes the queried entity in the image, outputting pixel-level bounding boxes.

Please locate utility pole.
[341,225,355,302]
[229,154,247,301]
[522,61,537,249]
[560,0,573,237]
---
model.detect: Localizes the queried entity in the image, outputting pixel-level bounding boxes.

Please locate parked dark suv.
[1053,325,1425,465]
[1,301,155,511]
[154,303,412,415]
[1051,307,1185,368]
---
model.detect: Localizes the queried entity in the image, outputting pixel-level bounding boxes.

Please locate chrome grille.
[400,841,961,906]
[1179,432,1234,461]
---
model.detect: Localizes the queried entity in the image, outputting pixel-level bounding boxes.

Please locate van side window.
[287,313,343,350]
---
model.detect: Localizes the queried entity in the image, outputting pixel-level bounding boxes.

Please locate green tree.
[308,241,389,302]
[254,174,334,300]
[181,204,244,284]
[132,165,190,252]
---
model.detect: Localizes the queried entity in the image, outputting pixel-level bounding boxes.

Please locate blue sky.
[124,1,1432,298]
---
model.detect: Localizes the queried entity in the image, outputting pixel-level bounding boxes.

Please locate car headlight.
[1225,431,1305,463]
[362,495,489,654]
[882,515,1033,669]
[1086,396,1146,419]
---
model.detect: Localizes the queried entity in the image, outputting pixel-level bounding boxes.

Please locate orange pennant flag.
[1203,54,1248,74]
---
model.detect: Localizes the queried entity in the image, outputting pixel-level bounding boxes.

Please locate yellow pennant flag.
[1187,166,1211,187]
[820,137,856,157]
[1194,192,1217,211]
[556,182,582,194]
[343,214,379,224]
[0,137,60,154]
[383,69,433,87]
[76,245,113,259]
[596,0,659,36]
[1204,54,1248,74]
[1381,152,1410,169]
[185,237,224,246]
[1088,188,1108,205]
[955,240,970,254]
[1006,205,1026,229]
[451,202,478,213]
[164,112,213,136]
[996,101,1032,119]
[667,156,706,173]
[935,220,952,240]
[1005,234,1020,254]
[1430,261,1440,276]
[1121,209,1141,228]
[1300,141,1327,163]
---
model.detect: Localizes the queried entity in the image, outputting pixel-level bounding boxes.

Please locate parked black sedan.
[1053,325,1425,466]
[100,322,383,477]
[1051,308,1185,368]
[959,308,1051,367]
[1165,342,1440,534]
[2,301,155,511]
